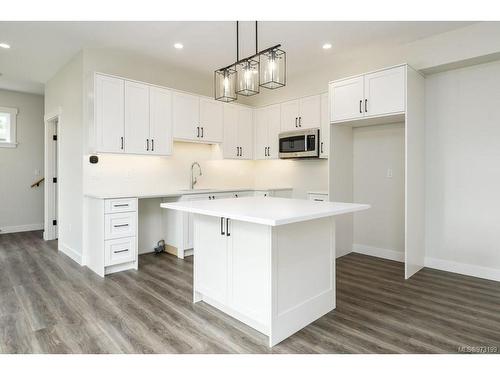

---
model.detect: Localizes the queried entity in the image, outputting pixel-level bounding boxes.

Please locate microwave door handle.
[304,135,308,151]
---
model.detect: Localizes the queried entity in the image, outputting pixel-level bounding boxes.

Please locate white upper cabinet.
[280,95,321,131]
[149,87,173,156]
[124,81,150,154]
[319,92,329,159]
[364,65,406,117]
[280,99,300,132]
[95,74,125,153]
[223,105,254,160]
[94,73,173,156]
[254,107,268,160]
[199,98,223,143]
[330,76,364,122]
[298,95,321,129]
[172,92,200,141]
[329,65,407,124]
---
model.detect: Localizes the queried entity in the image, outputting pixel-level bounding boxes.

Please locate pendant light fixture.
[215,21,286,102]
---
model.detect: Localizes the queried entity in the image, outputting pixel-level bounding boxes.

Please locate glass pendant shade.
[260,48,286,89]
[236,58,260,96]
[214,67,237,102]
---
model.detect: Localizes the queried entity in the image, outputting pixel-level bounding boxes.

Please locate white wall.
[352,124,405,256]
[0,89,44,233]
[44,52,84,263]
[425,60,500,278]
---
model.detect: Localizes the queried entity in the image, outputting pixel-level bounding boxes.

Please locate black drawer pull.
[114,224,129,228]
[226,218,230,236]
[220,217,225,235]
[114,249,129,254]
[114,204,129,207]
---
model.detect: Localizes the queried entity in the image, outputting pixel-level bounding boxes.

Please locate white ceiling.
[0,21,474,94]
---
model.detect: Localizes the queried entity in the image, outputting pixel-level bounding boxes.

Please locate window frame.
[0,106,19,148]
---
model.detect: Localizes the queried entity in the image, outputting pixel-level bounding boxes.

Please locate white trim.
[0,223,43,234]
[0,106,18,146]
[425,257,500,282]
[58,242,83,265]
[352,244,404,262]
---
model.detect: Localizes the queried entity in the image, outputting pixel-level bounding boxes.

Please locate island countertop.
[161,196,370,226]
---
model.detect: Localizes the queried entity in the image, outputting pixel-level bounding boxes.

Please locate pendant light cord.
[255,21,258,55]
[236,21,239,62]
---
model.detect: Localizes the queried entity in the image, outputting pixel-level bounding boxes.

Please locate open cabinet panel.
[405,66,426,279]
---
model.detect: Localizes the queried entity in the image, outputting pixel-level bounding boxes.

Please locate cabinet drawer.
[104,198,137,213]
[104,212,137,240]
[105,237,136,266]
[308,193,328,202]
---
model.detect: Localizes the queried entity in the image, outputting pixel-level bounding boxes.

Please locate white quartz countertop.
[84,187,292,200]
[161,196,370,226]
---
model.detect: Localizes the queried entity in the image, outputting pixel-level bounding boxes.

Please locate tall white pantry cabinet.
[328,64,425,279]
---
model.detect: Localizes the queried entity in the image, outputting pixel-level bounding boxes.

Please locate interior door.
[124,81,150,154]
[223,104,239,158]
[172,92,199,141]
[319,93,329,159]
[200,98,223,143]
[299,95,321,129]
[280,99,299,132]
[267,104,281,159]
[149,86,173,156]
[330,76,364,122]
[364,65,406,117]
[194,214,228,303]
[238,107,254,159]
[95,74,125,153]
[254,108,268,160]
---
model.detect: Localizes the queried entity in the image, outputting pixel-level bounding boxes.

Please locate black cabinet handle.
[299,117,302,127]
[197,126,200,138]
[151,139,154,151]
[365,99,368,113]
[114,224,129,228]
[201,127,204,138]
[359,100,362,114]
[321,142,324,154]
[146,139,149,151]
[121,136,124,150]
[240,147,243,157]
[295,117,298,128]
[220,217,225,235]
[113,204,129,207]
[226,218,230,236]
[114,249,129,254]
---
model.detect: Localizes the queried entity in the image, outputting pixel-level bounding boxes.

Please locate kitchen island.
[161,197,369,346]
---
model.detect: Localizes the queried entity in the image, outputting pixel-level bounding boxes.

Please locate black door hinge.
[52,220,57,226]
[53,177,57,183]
[53,135,57,141]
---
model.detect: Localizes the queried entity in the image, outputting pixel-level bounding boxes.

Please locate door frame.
[43,108,61,241]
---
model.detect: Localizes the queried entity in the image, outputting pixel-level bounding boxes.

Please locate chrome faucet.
[190,162,202,189]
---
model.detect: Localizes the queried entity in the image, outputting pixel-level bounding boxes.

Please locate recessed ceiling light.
[174,43,183,49]
[0,43,11,49]
[322,43,332,50]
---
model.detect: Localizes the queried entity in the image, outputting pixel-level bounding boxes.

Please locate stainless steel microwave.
[279,128,320,159]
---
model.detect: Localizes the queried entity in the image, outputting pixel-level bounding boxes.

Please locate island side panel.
[270,216,336,347]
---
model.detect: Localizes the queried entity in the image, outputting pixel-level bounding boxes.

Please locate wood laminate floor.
[1,231,499,354]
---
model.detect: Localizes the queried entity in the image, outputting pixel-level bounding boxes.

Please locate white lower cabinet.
[85,197,138,277]
[194,215,270,328]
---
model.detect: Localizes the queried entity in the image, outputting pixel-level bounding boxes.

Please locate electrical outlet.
[386,168,393,178]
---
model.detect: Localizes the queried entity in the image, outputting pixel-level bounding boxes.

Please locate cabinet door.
[95,74,125,153]
[194,214,228,303]
[330,76,364,122]
[124,81,150,154]
[280,99,299,132]
[254,108,268,160]
[364,65,406,117]
[267,104,281,159]
[319,92,329,159]
[299,95,321,129]
[200,98,223,143]
[222,104,239,159]
[172,92,199,141]
[149,86,173,156]
[238,107,254,160]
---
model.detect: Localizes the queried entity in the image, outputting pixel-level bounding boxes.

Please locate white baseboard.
[58,242,83,265]
[352,244,404,262]
[425,257,500,282]
[0,223,43,234]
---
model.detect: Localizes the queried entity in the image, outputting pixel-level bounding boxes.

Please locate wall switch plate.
[386,168,393,178]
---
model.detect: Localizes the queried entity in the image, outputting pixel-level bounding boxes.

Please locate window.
[0,106,18,148]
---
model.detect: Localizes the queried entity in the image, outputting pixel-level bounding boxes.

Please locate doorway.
[44,111,60,241]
